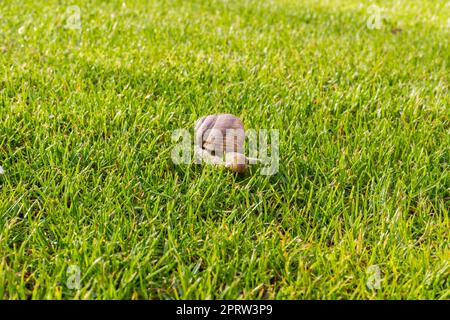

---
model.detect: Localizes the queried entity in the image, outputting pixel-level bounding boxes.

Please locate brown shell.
[195,114,245,156]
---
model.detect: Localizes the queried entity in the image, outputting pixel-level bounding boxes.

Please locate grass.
[0,0,449,299]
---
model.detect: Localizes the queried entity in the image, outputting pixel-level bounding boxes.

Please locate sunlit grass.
[0,0,449,299]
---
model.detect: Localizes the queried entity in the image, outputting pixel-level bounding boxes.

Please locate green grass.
[0,0,449,299]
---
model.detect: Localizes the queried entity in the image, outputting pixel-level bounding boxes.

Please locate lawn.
[0,0,449,299]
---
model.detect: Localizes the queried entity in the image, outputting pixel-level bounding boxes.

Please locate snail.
[194,114,256,174]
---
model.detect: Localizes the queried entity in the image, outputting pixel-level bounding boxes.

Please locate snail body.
[224,152,247,174]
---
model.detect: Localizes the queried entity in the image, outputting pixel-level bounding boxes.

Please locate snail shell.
[195,114,245,156]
